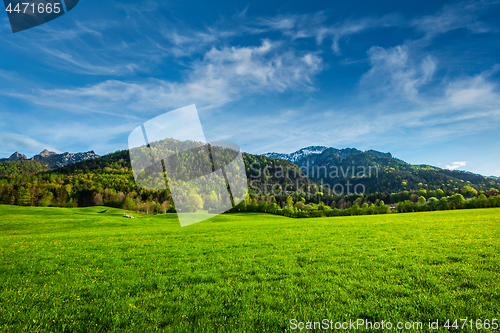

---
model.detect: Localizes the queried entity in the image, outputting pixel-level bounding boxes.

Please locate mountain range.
[265,146,393,163]
[1,145,499,195]
[265,146,499,193]
[0,149,98,169]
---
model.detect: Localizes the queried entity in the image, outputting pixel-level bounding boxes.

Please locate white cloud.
[0,132,60,157]
[360,45,437,101]
[8,40,322,114]
[159,28,241,57]
[329,15,402,55]
[199,40,322,92]
[354,67,500,145]
[411,0,497,39]
[0,1,494,79]
[256,12,402,55]
[1,7,196,76]
[202,104,386,155]
[353,1,500,147]
[445,73,497,107]
[255,12,325,39]
[0,1,492,79]
[446,161,467,170]
[35,46,140,76]
[255,2,497,57]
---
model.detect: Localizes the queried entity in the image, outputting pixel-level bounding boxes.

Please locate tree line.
[1,146,499,218]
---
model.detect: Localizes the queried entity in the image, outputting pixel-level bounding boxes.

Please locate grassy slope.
[0,206,499,332]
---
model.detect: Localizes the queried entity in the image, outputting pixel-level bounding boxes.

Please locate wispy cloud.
[0,9,172,75]
[356,61,500,145]
[446,161,467,170]
[351,1,500,152]
[444,68,499,107]
[328,15,402,55]
[256,12,402,55]
[1,0,494,79]
[7,40,322,115]
[411,0,498,40]
[360,44,437,101]
[0,132,60,157]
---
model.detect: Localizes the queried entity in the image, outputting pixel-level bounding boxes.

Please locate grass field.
[0,205,499,332]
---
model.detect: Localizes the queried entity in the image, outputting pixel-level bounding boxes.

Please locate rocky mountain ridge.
[0,149,98,169]
[263,146,499,193]
[264,146,328,163]
[264,146,392,164]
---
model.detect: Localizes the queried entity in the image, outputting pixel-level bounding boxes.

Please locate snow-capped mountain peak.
[0,150,98,169]
[264,146,328,163]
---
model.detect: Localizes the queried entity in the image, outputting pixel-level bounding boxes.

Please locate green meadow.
[0,205,499,332]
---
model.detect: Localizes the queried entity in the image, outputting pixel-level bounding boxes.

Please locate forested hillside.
[1,141,499,212]
[0,160,50,179]
[0,142,317,210]
[270,147,500,193]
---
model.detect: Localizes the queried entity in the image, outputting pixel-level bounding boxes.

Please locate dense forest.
[0,143,317,212]
[286,147,500,193]
[1,140,499,217]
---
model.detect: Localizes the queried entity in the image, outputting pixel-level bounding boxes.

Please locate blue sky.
[1,0,499,176]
